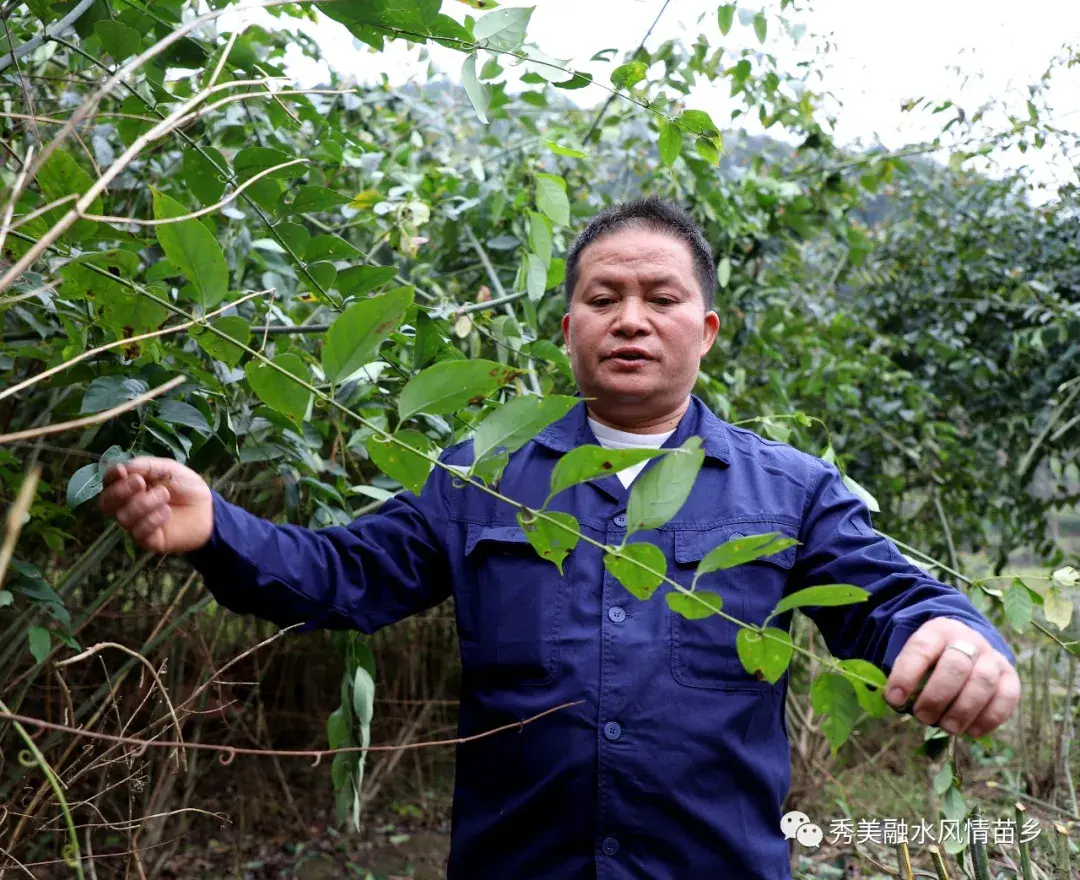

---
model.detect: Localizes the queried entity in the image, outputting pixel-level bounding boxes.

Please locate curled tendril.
[61,843,78,868]
[133,740,150,758]
[17,750,35,768]
[217,748,236,766]
[518,506,537,526]
[450,475,468,490]
[310,753,323,768]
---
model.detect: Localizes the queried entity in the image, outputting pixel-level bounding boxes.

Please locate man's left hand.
[884,618,1021,737]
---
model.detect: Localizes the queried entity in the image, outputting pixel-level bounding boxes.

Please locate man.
[100,197,1020,879]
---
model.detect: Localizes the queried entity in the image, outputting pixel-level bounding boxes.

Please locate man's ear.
[701,310,720,356]
[561,312,572,354]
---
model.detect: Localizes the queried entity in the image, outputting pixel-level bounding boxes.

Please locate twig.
[0,700,585,762]
[57,643,187,772]
[0,289,268,403]
[0,375,186,444]
[0,143,32,257]
[0,0,95,72]
[0,466,40,589]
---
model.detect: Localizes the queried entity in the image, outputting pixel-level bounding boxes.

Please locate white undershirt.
[587,417,675,488]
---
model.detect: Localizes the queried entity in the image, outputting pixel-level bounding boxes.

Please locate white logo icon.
[780,810,823,848]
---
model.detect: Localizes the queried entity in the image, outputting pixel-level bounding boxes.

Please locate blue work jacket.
[186,394,1014,880]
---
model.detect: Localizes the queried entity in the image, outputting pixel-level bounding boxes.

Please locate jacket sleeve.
[183,458,454,634]
[790,460,1016,674]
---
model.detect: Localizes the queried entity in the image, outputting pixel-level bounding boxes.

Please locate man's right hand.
[99,457,213,555]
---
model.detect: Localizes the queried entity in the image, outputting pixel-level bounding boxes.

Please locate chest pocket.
[462,523,565,686]
[669,522,797,690]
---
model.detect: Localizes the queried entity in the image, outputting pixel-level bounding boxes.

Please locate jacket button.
[603,721,622,741]
[614,513,627,527]
[608,606,626,623]
[602,837,619,856]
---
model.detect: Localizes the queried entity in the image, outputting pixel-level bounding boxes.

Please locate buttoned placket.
[596,504,629,876]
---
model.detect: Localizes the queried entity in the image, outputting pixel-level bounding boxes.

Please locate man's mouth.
[604,348,653,362]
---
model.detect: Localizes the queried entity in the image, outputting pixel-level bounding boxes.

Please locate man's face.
[561,228,720,421]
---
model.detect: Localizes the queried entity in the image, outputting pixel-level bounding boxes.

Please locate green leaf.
[552,70,593,90]
[365,429,435,495]
[461,52,491,124]
[275,222,311,260]
[604,542,666,600]
[327,706,350,749]
[717,4,735,35]
[322,287,413,384]
[0,590,11,608]
[397,359,521,421]
[680,109,720,137]
[1044,586,1073,630]
[1004,579,1034,633]
[152,188,229,310]
[473,5,533,50]
[695,532,797,580]
[182,147,227,207]
[194,316,250,367]
[338,265,398,297]
[353,666,375,727]
[535,173,569,226]
[933,761,955,796]
[842,473,881,513]
[94,20,142,60]
[36,147,102,241]
[753,10,767,43]
[302,261,337,295]
[81,375,149,414]
[666,590,722,620]
[58,249,139,302]
[695,136,719,165]
[658,119,683,166]
[28,626,51,664]
[526,252,547,301]
[156,400,212,436]
[839,658,888,718]
[528,211,553,265]
[717,256,732,288]
[518,510,579,574]
[542,139,587,158]
[811,672,861,753]
[547,257,566,289]
[736,627,794,683]
[234,146,301,183]
[610,61,647,89]
[306,234,361,262]
[771,584,870,618]
[473,394,578,464]
[279,185,350,216]
[625,436,704,537]
[548,445,667,501]
[245,353,313,424]
[67,462,103,508]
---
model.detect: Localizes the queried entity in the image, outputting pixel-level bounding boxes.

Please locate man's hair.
[563,196,717,310]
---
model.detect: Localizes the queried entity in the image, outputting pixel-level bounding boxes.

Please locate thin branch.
[0,143,33,257]
[0,466,39,589]
[0,0,95,72]
[0,288,269,403]
[0,700,585,762]
[79,159,308,226]
[0,375,186,444]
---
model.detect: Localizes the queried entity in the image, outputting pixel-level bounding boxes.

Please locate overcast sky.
[225,0,1080,197]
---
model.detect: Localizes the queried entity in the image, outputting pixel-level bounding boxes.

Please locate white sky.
[223,0,1080,198]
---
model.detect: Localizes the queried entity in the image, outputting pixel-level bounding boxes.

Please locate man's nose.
[613,297,649,335]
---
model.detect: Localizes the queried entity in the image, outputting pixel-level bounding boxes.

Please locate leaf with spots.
[546,445,668,504]
[770,584,869,619]
[695,532,797,585]
[365,429,435,495]
[665,590,722,620]
[736,627,794,684]
[839,658,888,718]
[625,436,704,537]
[517,511,579,574]
[604,542,666,601]
[245,353,312,424]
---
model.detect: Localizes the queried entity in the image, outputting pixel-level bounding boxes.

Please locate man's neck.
[585,395,691,435]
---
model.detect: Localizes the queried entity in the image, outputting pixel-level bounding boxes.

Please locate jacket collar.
[534,393,731,466]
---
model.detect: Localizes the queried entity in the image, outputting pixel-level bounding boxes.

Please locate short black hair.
[563,196,716,310]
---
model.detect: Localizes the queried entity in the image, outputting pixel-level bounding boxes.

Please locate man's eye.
[653,297,676,305]
[591,298,614,306]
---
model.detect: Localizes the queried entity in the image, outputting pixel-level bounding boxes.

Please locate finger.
[131,504,172,545]
[885,626,950,709]
[967,663,1022,738]
[937,653,1001,735]
[114,484,171,531]
[122,456,181,484]
[912,646,979,726]
[102,463,128,486]
[98,473,147,516]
